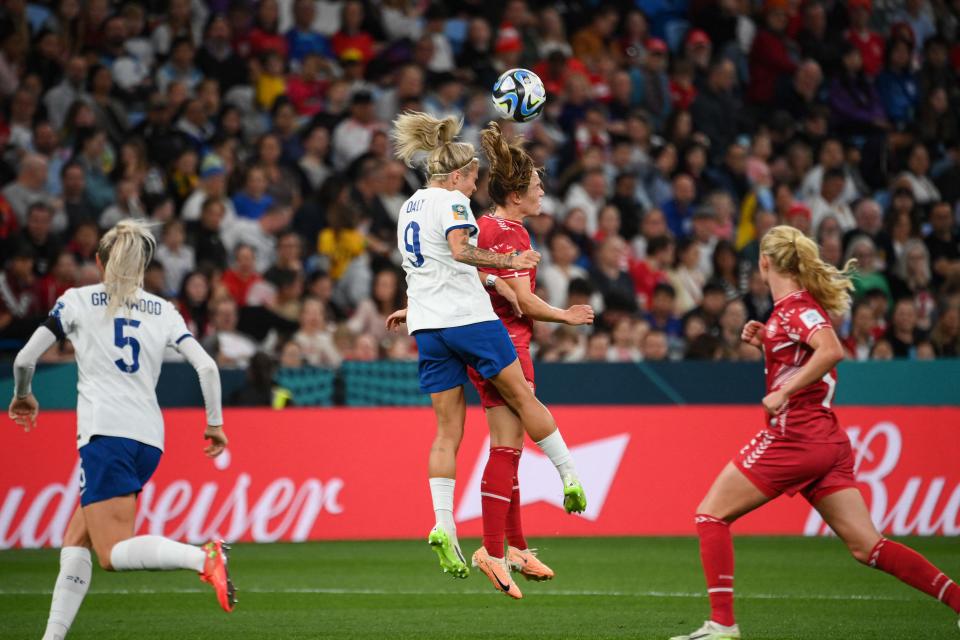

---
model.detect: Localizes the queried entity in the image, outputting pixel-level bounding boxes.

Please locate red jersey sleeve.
[476,216,532,280]
[783,301,832,347]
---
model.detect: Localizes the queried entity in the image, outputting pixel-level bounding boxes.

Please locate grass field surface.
[1,537,958,639]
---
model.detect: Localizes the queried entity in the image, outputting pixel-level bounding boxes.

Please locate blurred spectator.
[228,352,279,407]
[0,245,43,341]
[930,305,960,357]
[293,297,341,368]
[642,329,670,361]
[886,297,927,358]
[222,244,262,307]
[747,0,798,107]
[630,235,674,311]
[844,300,877,361]
[644,283,682,339]
[19,203,60,277]
[204,297,257,368]
[177,271,212,339]
[668,238,705,315]
[346,268,404,342]
[156,220,195,298]
[924,201,960,289]
[541,233,589,308]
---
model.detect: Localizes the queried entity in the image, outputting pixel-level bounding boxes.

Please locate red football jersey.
[762,290,845,443]
[476,214,535,347]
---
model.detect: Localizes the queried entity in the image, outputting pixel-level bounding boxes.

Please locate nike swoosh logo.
[454,546,465,564]
[492,568,512,592]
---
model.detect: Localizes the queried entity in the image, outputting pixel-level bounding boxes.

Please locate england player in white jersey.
[9,221,236,640]
[388,112,585,580]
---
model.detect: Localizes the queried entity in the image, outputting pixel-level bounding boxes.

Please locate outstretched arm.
[178,337,227,457]
[9,325,58,430]
[447,228,540,270]
[501,275,594,325]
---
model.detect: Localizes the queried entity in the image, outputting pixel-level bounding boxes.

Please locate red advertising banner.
[1,406,958,548]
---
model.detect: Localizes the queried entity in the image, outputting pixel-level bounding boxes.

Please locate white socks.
[42,547,92,640]
[536,429,578,480]
[109,535,206,573]
[428,477,459,548]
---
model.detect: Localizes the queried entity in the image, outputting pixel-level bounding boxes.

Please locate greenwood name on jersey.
[397,187,498,333]
[51,284,194,451]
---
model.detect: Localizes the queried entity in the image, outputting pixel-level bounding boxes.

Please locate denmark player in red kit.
[467,123,595,598]
[671,226,960,640]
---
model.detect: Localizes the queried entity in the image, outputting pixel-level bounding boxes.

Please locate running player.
[670,225,960,640]
[389,112,587,582]
[9,220,236,640]
[466,122,594,598]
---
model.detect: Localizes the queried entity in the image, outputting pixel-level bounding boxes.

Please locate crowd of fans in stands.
[1,0,960,373]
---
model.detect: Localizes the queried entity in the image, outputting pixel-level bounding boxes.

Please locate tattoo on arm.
[455,243,514,268]
[449,230,514,268]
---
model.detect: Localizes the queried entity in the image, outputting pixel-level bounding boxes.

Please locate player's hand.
[494,278,524,317]
[564,304,594,325]
[510,250,540,270]
[385,308,408,331]
[204,425,228,458]
[741,320,765,349]
[8,394,39,432]
[762,389,788,416]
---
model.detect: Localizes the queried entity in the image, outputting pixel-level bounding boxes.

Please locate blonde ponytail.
[391,111,476,179]
[479,121,535,206]
[760,225,856,315]
[98,219,156,316]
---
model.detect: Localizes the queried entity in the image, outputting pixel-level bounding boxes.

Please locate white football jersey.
[51,284,193,451]
[397,187,498,333]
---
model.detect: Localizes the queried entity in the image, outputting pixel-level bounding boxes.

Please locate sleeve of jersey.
[166,302,194,348]
[441,192,478,238]
[790,306,832,345]
[47,289,78,339]
[177,334,224,427]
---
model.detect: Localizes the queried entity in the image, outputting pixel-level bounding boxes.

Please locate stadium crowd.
[1,0,960,374]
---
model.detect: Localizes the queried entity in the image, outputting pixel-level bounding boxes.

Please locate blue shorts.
[413,320,518,394]
[78,436,162,506]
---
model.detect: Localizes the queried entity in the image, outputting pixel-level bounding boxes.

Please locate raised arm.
[500,275,594,325]
[447,228,540,270]
[762,327,844,415]
[9,325,58,430]
[177,337,228,457]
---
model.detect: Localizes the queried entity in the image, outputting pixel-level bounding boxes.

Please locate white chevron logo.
[455,434,630,522]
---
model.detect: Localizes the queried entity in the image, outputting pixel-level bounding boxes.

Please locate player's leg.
[671,463,772,640]
[485,404,556,581]
[468,404,525,597]
[488,361,586,513]
[80,437,235,611]
[42,506,92,640]
[426,385,469,577]
[815,488,960,616]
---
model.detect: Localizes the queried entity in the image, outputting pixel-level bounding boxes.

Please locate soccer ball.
[491,68,547,123]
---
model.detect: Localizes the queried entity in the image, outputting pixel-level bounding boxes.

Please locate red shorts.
[467,345,533,409]
[733,429,857,505]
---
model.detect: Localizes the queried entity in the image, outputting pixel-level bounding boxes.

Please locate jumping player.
[670,225,960,640]
[466,122,594,598]
[389,112,587,582]
[9,220,236,640]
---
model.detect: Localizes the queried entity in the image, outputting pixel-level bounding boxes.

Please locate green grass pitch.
[1,537,958,639]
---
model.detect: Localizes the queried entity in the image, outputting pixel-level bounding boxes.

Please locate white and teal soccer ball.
[492,68,546,123]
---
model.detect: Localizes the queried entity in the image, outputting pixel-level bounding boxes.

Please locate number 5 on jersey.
[114,318,142,373]
[404,221,424,267]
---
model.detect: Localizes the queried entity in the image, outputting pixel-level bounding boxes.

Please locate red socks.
[869,538,960,613]
[481,447,519,558]
[505,448,527,551]
[695,514,736,627]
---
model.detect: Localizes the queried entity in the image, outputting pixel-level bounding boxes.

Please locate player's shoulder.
[780,291,830,328]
